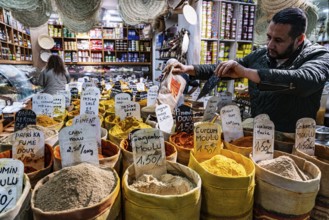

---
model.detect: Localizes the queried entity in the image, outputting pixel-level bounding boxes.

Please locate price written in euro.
[132,129,166,178]
[253,120,275,162]
[194,122,222,161]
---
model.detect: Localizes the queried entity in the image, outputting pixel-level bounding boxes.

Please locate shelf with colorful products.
[198,0,256,93]
[47,23,152,66]
[0,8,33,64]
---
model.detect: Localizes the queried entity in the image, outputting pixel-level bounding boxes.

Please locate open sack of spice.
[157,59,186,113]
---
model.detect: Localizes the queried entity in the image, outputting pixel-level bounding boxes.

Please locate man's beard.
[267,43,295,59]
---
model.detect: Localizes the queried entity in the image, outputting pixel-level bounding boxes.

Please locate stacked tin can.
[240,5,255,41]
[219,3,236,40]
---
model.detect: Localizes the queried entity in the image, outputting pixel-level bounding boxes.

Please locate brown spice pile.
[34,163,116,212]
[258,156,310,181]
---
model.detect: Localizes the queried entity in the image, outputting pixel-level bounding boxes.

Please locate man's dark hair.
[271,7,307,39]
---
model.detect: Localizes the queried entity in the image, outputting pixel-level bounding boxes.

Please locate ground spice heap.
[200,154,247,177]
[36,115,59,127]
[130,173,194,195]
[258,156,310,181]
[34,163,116,212]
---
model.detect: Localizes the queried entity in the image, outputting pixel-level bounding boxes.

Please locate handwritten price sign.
[175,105,193,133]
[252,119,274,162]
[59,124,99,168]
[32,93,54,117]
[131,128,166,179]
[80,89,100,115]
[194,122,222,161]
[220,105,244,142]
[202,96,220,121]
[295,118,316,156]
[0,159,24,214]
[115,93,131,116]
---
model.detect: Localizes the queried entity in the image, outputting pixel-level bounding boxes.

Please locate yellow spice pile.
[200,154,247,177]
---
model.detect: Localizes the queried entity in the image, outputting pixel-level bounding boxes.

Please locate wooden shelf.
[0,60,32,64]
[65,62,151,65]
[48,22,153,78]
[0,8,33,64]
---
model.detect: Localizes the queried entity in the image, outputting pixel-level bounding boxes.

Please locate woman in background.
[39,55,70,95]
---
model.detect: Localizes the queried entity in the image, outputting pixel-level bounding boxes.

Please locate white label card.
[203,96,220,121]
[253,119,275,162]
[119,101,141,120]
[295,118,316,156]
[136,82,145,91]
[85,87,101,98]
[57,90,71,107]
[12,128,45,171]
[32,93,54,117]
[68,82,82,93]
[147,86,159,106]
[191,87,201,102]
[254,114,270,124]
[59,124,99,168]
[53,95,66,116]
[115,93,132,116]
[220,105,244,142]
[217,92,233,111]
[0,159,24,214]
[194,122,222,161]
[131,128,166,179]
[73,114,101,148]
[82,82,95,91]
[175,105,194,133]
[80,89,100,115]
[105,83,112,91]
[156,104,174,134]
[203,96,212,108]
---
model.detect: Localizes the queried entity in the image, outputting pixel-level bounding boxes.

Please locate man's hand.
[215,60,260,83]
[162,62,196,76]
[214,60,245,78]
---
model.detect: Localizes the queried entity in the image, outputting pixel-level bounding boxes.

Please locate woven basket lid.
[38,35,55,50]
[0,0,39,11]
[11,0,52,28]
[54,0,101,21]
[61,13,98,33]
[40,50,52,62]
[261,0,308,18]
[118,0,168,25]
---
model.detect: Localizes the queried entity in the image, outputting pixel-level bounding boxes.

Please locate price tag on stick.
[194,122,222,161]
[53,94,66,116]
[220,105,244,142]
[115,93,131,116]
[32,93,54,117]
[0,159,24,214]
[295,118,316,156]
[156,104,174,134]
[57,90,71,107]
[119,101,141,120]
[73,114,102,148]
[14,109,36,131]
[254,114,270,124]
[80,88,100,115]
[175,105,194,133]
[203,96,220,121]
[131,128,166,179]
[82,82,95,91]
[59,124,99,168]
[217,92,233,111]
[252,119,275,162]
[147,86,159,106]
[12,127,45,171]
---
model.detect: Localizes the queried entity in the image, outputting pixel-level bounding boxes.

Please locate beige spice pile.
[34,163,116,212]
